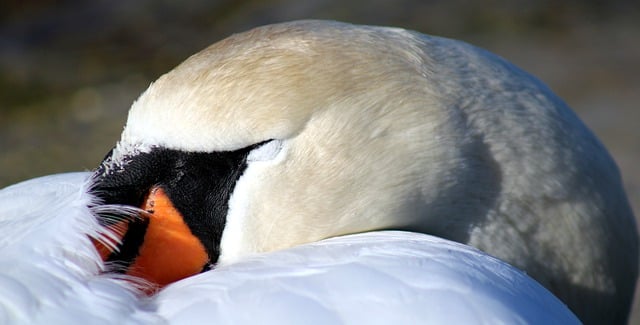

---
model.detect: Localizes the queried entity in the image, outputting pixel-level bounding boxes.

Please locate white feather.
[0,174,579,324]
[0,173,161,325]
[157,231,580,325]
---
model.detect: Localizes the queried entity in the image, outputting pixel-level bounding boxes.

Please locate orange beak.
[94,186,209,290]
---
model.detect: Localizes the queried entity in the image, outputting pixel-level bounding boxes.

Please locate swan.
[0,172,580,324]
[5,20,637,323]
[88,20,638,324]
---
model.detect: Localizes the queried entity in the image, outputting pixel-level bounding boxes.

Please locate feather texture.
[0,173,579,324]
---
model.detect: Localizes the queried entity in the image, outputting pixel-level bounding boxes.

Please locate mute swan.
[18,20,639,324]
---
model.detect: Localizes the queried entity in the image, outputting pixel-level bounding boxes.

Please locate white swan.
[0,173,580,324]
[3,20,636,324]
[87,20,636,323]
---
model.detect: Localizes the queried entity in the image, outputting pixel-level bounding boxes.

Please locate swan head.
[90,20,470,287]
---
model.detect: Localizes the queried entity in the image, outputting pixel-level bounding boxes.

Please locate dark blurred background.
[1,0,639,321]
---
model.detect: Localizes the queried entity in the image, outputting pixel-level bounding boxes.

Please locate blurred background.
[1,0,639,322]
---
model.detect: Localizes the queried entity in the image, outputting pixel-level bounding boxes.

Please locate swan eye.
[247,139,284,162]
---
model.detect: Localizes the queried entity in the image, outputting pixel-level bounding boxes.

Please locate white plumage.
[0,173,579,324]
[0,173,160,324]
[156,232,580,325]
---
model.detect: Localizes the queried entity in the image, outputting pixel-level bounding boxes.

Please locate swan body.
[155,231,581,325]
[0,173,580,324]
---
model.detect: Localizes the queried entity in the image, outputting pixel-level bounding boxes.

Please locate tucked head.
[90,20,466,287]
